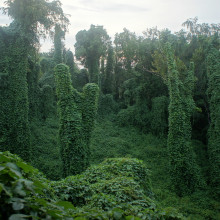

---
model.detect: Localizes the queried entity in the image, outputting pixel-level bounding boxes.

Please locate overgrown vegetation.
[206,47,220,197]
[55,64,99,176]
[0,0,220,219]
[0,152,183,219]
[165,43,204,196]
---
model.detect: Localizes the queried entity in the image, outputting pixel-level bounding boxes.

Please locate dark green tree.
[114,28,138,71]
[65,49,75,87]
[0,29,30,159]
[165,43,204,196]
[75,25,110,84]
[55,64,99,176]
[103,45,114,94]
[53,24,64,64]
[207,48,220,196]
[0,0,69,160]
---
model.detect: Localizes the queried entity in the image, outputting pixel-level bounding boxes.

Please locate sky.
[0,0,219,52]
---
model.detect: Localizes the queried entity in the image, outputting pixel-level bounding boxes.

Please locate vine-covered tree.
[165,43,204,196]
[0,0,69,160]
[0,28,30,159]
[65,49,76,87]
[206,47,220,197]
[55,64,99,176]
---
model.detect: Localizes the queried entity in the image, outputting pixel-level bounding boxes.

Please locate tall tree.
[207,47,220,197]
[65,49,75,86]
[165,43,204,196]
[55,64,99,177]
[53,24,65,64]
[0,28,30,159]
[75,25,110,84]
[103,45,114,94]
[114,28,138,71]
[0,0,68,160]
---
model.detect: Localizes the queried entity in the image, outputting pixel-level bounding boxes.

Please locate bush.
[52,158,183,219]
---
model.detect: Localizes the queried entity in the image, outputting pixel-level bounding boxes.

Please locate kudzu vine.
[207,48,220,197]
[0,0,69,161]
[65,50,76,87]
[0,24,30,160]
[165,43,204,196]
[55,64,99,177]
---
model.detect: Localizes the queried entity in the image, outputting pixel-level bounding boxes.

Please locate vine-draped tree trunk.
[55,64,99,177]
[207,48,220,197]
[165,43,204,196]
[0,26,30,160]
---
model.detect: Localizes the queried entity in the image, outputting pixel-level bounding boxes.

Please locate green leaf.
[33,180,45,190]
[12,199,25,211]
[21,179,34,191]
[35,198,48,206]
[6,163,22,178]
[0,154,11,163]
[0,166,5,172]
[14,181,26,197]
[56,201,74,210]
[113,211,123,220]
[6,162,19,170]
[113,209,123,220]
[0,182,11,196]
[17,161,34,173]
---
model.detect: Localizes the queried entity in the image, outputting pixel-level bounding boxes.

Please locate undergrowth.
[0,152,183,219]
[28,117,220,219]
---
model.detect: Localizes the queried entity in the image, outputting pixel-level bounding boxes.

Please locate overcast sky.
[0,0,219,52]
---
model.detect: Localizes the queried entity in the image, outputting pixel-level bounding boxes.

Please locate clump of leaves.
[0,151,74,219]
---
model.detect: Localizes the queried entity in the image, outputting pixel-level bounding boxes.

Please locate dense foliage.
[165,43,204,196]
[0,24,30,159]
[75,25,110,84]
[0,0,220,218]
[206,48,220,197]
[0,152,183,219]
[55,64,99,176]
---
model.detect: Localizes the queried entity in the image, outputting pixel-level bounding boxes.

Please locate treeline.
[0,0,220,201]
